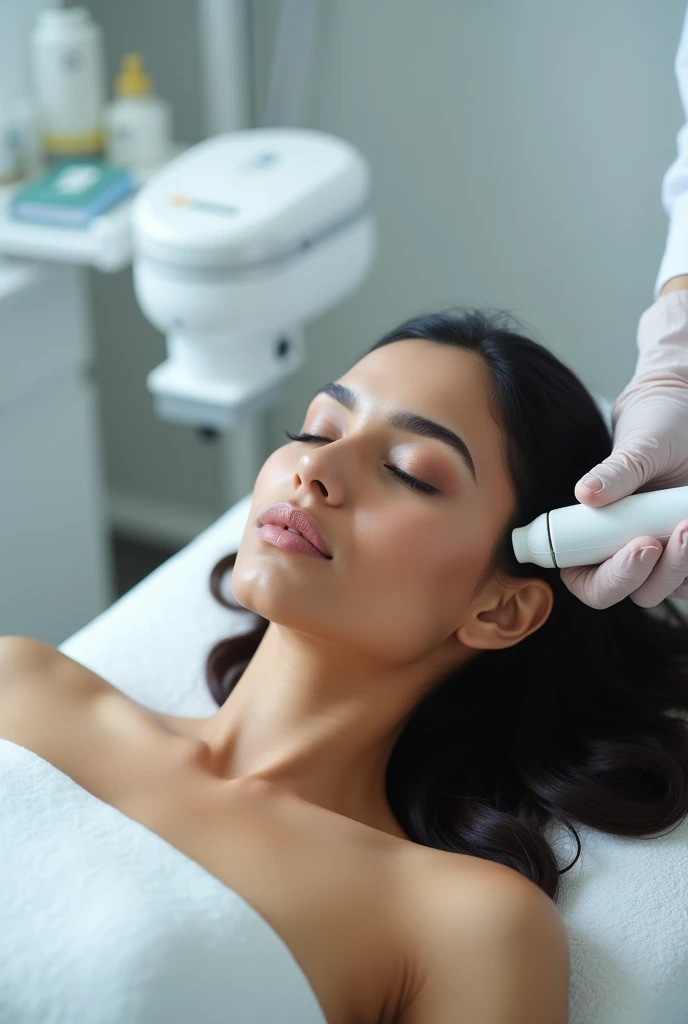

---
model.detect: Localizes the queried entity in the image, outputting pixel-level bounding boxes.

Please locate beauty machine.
[513,484,688,569]
[131,126,374,431]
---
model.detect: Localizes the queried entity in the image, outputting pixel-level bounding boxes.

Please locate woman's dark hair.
[204,308,688,902]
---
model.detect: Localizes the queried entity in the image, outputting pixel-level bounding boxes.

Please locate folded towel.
[0,739,328,1024]
[59,491,688,1023]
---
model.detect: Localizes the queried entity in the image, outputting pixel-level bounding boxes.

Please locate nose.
[293,444,348,505]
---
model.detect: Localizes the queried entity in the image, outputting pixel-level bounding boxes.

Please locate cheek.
[238,447,292,540]
[360,507,491,641]
[231,450,290,601]
[253,447,289,489]
[236,450,285,545]
[368,506,486,583]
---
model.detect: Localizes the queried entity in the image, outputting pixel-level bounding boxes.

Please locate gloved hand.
[561,290,688,609]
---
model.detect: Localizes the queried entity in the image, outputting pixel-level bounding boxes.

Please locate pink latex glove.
[561,290,688,609]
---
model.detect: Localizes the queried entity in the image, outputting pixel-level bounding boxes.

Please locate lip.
[257,502,332,559]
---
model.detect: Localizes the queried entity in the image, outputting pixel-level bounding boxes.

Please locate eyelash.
[284,430,440,495]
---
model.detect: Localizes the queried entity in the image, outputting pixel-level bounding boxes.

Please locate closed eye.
[284,430,440,495]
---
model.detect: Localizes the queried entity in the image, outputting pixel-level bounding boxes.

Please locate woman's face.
[232,339,518,666]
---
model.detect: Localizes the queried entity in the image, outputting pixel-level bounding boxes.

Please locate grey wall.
[83,0,688,541]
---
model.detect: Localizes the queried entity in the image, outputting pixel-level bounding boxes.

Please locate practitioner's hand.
[560,290,688,609]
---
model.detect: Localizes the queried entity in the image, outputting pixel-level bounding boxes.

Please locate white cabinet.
[0,260,115,644]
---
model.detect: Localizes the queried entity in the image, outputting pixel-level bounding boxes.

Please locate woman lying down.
[3,309,688,1024]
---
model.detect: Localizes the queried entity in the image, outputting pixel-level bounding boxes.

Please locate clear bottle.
[104,54,172,177]
[30,7,106,159]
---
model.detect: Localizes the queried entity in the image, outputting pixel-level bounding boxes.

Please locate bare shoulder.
[0,635,61,674]
[398,849,570,1024]
[0,635,105,722]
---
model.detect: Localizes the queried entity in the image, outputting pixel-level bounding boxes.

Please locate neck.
[197,622,445,832]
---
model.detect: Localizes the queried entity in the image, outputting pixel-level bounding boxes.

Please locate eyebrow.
[313,382,477,483]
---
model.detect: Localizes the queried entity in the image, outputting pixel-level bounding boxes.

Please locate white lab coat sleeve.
[656,4,688,296]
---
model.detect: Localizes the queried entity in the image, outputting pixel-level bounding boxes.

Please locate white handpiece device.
[512,485,688,569]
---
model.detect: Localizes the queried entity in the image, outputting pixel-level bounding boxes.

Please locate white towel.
[59,492,688,1023]
[0,739,328,1024]
[544,816,688,1023]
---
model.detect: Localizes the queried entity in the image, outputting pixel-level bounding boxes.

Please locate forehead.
[341,337,497,433]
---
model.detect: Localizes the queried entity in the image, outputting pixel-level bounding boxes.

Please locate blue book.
[10,160,136,229]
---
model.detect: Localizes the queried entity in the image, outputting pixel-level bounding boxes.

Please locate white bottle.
[30,7,106,158]
[512,485,688,569]
[104,53,172,177]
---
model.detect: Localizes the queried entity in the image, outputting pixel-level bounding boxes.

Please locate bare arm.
[661,274,688,294]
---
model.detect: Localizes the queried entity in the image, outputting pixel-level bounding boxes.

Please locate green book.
[10,160,136,229]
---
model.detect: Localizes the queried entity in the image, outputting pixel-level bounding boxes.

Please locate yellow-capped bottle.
[104,53,172,177]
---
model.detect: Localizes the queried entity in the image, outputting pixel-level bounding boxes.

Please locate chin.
[231,553,308,626]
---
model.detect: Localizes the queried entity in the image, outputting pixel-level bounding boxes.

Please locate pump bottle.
[104,53,171,177]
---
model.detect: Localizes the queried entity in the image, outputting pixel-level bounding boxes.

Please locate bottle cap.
[115,53,153,98]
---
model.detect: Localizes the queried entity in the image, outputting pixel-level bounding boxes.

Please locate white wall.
[83,0,688,541]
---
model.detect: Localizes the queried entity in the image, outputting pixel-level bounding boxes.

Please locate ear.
[456,578,553,651]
